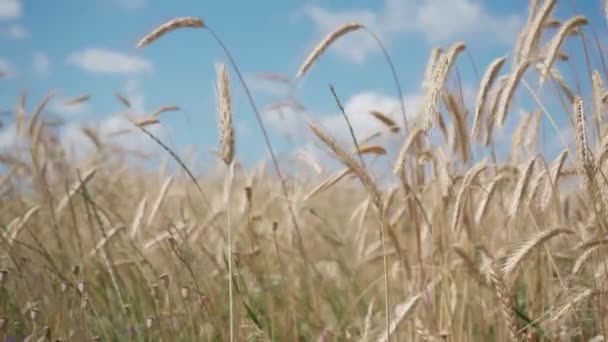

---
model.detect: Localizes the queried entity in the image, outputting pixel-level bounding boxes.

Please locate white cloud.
[0,57,15,78]
[319,91,421,143]
[413,0,520,44]
[67,48,152,75]
[33,52,50,75]
[264,89,422,155]
[2,24,28,39]
[301,0,522,63]
[0,0,21,20]
[114,0,145,10]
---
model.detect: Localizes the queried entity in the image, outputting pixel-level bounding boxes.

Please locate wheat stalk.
[369,111,399,133]
[114,92,131,108]
[216,63,234,165]
[574,96,595,191]
[524,111,542,152]
[28,91,54,136]
[535,63,576,103]
[496,60,530,127]
[549,287,595,325]
[487,262,519,341]
[572,239,608,274]
[475,174,507,224]
[422,47,443,91]
[304,168,351,201]
[485,75,508,146]
[444,93,470,163]
[151,105,180,117]
[136,16,204,48]
[64,94,90,106]
[296,23,363,79]
[147,177,173,226]
[130,197,148,241]
[309,121,381,210]
[519,0,557,61]
[422,42,466,131]
[357,145,387,156]
[451,162,487,234]
[539,15,589,86]
[539,149,568,211]
[472,56,506,141]
[592,70,604,123]
[509,156,537,218]
[134,116,160,127]
[393,126,424,175]
[512,110,535,163]
[502,227,575,285]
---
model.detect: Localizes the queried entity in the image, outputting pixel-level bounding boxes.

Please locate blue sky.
[0,0,606,173]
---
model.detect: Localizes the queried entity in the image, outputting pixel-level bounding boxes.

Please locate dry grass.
[2,3,608,342]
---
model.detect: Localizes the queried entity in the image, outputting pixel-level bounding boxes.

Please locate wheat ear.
[151,105,180,117]
[308,121,381,210]
[393,126,424,175]
[472,56,506,140]
[422,47,443,91]
[509,156,537,218]
[496,60,531,127]
[216,63,234,165]
[64,94,90,106]
[487,262,519,341]
[592,70,604,124]
[423,42,466,131]
[540,149,568,211]
[369,110,399,133]
[475,174,507,224]
[136,17,204,48]
[539,15,589,86]
[574,96,595,191]
[451,162,488,234]
[502,227,575,285]
[296,23,363,78]
[519,0,557,61]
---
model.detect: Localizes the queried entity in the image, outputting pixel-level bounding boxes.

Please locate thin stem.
[362,27,409,135]
[204,25,322,320]
[329,85,367,169]
[227,181,234,342]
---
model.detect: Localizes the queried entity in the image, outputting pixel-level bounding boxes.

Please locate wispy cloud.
[300,0,522,64]
[33,52,51,75]
[0,0,21,20]
[67,48,153,75]
[1,24,28,39]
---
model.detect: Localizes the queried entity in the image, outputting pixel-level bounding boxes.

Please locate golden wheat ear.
[216,63,234,166]
[136,17,205,48]
[296,23,363,79]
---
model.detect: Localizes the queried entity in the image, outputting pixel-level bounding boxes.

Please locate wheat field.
[2,1,608,341]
